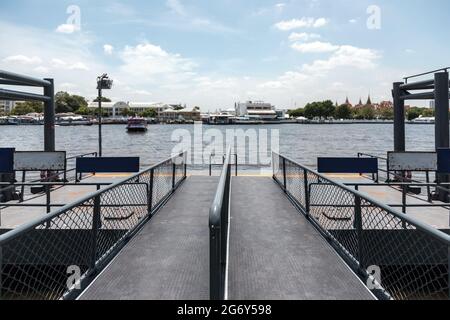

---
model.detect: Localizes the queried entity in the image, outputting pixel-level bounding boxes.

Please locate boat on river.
[126,116,148,132]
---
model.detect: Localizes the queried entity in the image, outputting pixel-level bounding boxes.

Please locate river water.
[0,123,436,170]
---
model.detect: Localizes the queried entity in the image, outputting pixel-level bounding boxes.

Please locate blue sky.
[1,0,449,110]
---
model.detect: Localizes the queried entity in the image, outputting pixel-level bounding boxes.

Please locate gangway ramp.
[228,177,375,300]
[80,176,218,300]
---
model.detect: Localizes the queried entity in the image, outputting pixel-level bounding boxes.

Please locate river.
[0,123,436,170]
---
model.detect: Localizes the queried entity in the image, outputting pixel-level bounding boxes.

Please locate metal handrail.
[273,151,450,300]
[404,67,449,83]
[0,152,186,245]
[0,151,187,300]
[273,151,450,245]
[209,146,232,300]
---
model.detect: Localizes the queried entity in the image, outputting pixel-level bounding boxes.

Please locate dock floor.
[228,177,374,300]
[0,174,129,229]
[80,176,218,300]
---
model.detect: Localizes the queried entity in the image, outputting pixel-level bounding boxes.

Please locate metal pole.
[172,163,176,191]
[435,72,450,202]
[304,169,310,217]
[149,169,154,215]
[44,79,55,152]
[98,87,102,157]
[282,158,287,191]
[354,194,364,271]
[0,244,3,300]
[393,82,405,152]
[90,194,101,272]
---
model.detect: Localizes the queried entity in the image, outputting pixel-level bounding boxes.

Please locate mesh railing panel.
[0,152,187,300]
[273,152,450,300]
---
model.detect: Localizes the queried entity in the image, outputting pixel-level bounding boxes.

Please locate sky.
[1,0,449,110]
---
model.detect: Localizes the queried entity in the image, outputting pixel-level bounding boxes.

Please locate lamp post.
[96,74,113,157]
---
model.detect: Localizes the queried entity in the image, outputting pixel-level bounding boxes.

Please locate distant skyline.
[1,0,449,110]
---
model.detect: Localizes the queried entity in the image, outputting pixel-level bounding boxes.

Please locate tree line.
[288,100,434,121]
[2,91,156,118]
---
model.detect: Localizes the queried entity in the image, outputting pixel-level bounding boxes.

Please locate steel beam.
[0,70,51,87]
[44,79,55,152]
[0,88,51,102]
[393,82,405,152]
[399,91,435,100]
[0,79,42,87]
[435,72,450,202]
[400,79,435,91]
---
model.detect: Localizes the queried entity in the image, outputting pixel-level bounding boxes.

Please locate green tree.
[304,100,336,119]
[288,108,305,118]
[75,106,92,115]
[321,100,336,118]
[422,108,434,117]
[140,109,157,118]
[378,107,394,120]
[356,105,376,120]
[335,104,352,119]
[93,97,112,102]
[11,103,35,115]
[407,107,421,121]
[12,101,44,115]
[55,91,88,113]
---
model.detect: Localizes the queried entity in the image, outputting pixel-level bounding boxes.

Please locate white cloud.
[291,41,339,53]
[349,19,358,24]
[103,44,114,55]
[275,3,286,11]
[288,32,321,42]
[118,42,196,79]
[56,24,78,34]
[166,0,186,16]
[3,55,42,64]
[302,45,381,73]
[274,17,328,31]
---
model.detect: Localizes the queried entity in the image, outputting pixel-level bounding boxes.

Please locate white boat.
[411,116,435,124]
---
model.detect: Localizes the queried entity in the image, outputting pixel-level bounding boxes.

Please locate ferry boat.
[411,116,435,124]
[126,116,148,132]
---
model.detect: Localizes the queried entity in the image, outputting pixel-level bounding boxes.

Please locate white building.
[429,100,435,109]
[235,101,278,120]
[87,101,172,117]
[0,100,15,114]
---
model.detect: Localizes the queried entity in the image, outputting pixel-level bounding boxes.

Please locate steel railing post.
[304,169,310,217]
[184,152,187,179]
[172,162,176,191]
[448,244,450,300]
[90,194,101,272]
[354,194,365,271]
[210,225,221,300]
[20,171,25,203]
[0,244,3,300]
[149,169,154,215]
[283,157,287,192]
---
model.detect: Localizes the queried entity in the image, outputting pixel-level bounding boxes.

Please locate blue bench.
[76,157,140,181]
[318,157,379,181]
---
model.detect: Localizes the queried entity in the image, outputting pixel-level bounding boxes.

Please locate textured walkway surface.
[80,176,218,300]
[228,177,374,300]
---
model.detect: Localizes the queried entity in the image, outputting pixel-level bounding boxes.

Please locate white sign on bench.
[387,152,437,171]
[14,151,66,171]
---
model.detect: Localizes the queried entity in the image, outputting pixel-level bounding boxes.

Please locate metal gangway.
[0,149,449,301]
